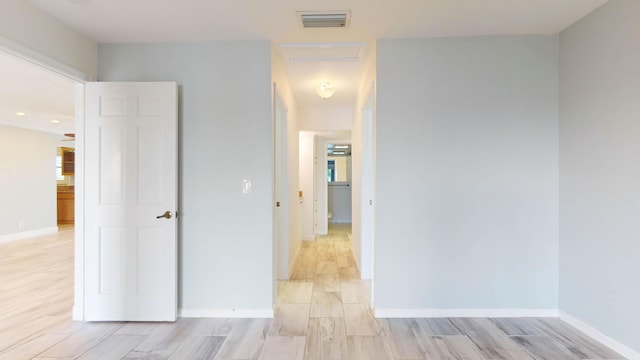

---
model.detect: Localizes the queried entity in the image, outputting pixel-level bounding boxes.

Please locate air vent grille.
[298,11,351,28]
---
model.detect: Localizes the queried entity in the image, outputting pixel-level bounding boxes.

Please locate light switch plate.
[242,179,252,194]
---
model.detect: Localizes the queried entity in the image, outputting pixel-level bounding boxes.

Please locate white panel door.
[84,82,178,321]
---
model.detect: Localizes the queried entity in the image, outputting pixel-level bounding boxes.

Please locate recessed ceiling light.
[335,145,349,149]
[51,120,60,124]
[16,112,26,116]
[333,151,345,155]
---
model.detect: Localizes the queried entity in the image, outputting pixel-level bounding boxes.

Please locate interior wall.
[352,41,376,280]
[298,106,353,131]
[0,0,97,77]
[0,125,59,239]
[299,132,315,240]
[376,36,559,310]
[559,0,640,353]
[98,41,274,313]
[271,44,301,279]
[328,183,352,223]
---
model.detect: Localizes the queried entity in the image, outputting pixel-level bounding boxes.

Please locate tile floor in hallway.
[0,225,625,359]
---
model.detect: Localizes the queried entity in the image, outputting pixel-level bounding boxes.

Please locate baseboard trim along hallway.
[374,308,559,318]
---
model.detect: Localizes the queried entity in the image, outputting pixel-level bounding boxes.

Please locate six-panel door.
[84,82,178,321]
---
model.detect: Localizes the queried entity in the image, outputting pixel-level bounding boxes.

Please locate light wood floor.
[0,225,624,359]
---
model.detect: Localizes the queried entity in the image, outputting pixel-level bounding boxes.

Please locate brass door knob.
[156,211,172,219]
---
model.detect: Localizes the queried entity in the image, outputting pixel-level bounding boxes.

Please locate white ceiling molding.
[280,42,367,62]
[0,35,93,82]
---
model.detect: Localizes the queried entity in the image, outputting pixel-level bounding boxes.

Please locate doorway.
[0,43,90,318]
[327,142,352,227]
[0,46,86,319]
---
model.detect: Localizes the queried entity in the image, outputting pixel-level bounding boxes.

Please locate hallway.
[279,224,384,358]
[0,226,624,359]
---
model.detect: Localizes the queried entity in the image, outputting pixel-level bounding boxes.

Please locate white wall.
[299,132,315,240]
[328,183,352,223]
[559,0,640,354]
[0,125,59,239]
[99,41,274,314]
[271,44,301,280]
[0,0,97,78]
[352,43,376,279]
[376,36,559,311]
[298,106,353,131]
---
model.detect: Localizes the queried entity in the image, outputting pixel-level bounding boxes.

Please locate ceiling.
[29,0,607,43]
[0,51,76,136]
[1,0,607,134]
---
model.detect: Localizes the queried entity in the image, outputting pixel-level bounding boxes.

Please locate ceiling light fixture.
[333,151,345,155]
[51,120,60,124]
[316,82,336,99]
[334,145,349,149]
[16,112,26,116]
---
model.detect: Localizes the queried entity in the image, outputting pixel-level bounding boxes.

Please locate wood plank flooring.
[0,225,625,359]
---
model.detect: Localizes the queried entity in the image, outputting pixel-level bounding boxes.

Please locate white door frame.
[314,137,328,236]
[360,82,376,285]
[273,83,289,285]
[73,83,86,320]
[0,38,91,320]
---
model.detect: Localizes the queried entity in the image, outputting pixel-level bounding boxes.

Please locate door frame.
[0,38,92,320]
[273,83,289,285]
[74,83,86,320]
[360,82,376,287]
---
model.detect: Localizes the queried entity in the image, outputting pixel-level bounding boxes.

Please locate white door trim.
[0,35,94,82]
[73,83,86,320]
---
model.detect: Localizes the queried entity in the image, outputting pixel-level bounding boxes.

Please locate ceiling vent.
[298,11,351,28]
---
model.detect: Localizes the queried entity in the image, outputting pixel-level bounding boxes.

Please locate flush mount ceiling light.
[16,112,26,116]
[316,82,336,99]
[51,119,60,124]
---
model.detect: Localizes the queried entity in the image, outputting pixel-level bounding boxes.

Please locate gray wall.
[0,125,58,238]
[559,0,640,352]
[99,41,274,312]
[376,36,559,309]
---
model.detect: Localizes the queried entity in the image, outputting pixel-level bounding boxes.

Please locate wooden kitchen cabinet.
[61,147,75,175]
[57,187,74,224]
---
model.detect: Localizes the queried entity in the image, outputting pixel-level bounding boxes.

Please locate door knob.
[156,211,172,219]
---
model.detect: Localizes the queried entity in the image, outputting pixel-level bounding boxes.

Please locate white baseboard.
[374,308,559,318]
[179,308,274,318]
[559,311,640,360]
[0,226,58,244]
